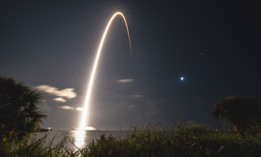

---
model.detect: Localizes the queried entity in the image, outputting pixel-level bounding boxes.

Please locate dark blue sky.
[1,0,260,130]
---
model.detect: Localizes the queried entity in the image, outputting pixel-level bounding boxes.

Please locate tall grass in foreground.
[1,124,260,157]
[1,134,79,157]
[84,125,261,157]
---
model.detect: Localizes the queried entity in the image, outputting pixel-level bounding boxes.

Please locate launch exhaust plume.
[75,12,132,148]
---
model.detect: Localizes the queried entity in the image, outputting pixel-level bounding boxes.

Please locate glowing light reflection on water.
[35,130,128,151]
[74,130,86,148]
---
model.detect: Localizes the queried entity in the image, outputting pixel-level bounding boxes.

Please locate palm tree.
[0,77,46,140]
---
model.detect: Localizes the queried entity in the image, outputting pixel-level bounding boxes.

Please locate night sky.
[1,1,260,130]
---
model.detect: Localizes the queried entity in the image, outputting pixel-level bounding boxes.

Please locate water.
[35,130,128,150]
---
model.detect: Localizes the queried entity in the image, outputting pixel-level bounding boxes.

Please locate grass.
[1,124,260,157]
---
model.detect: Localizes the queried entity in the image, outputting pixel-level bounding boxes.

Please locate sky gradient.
[1,1,260,130]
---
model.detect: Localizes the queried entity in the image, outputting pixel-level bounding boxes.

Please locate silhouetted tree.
[213,96,261,136]
[0,77,46,140]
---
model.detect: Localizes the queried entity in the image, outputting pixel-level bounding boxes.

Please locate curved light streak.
[75,12,132,148]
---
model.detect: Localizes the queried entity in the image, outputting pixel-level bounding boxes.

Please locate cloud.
[85,126,96,130]
[59,105,74,110]
[53,97,66,102]
[130,94,144,98]
[59,105,82,112]
[35,85,77,99]
[75,126,96,130]
[76,107,82,111]
[116,78,135,83]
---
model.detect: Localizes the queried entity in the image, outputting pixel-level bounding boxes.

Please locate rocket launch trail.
[75,12,132,148]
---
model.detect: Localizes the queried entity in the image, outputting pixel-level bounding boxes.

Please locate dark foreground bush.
[0,134,79,157]
[1,125,260,157]
[82,125,261,157]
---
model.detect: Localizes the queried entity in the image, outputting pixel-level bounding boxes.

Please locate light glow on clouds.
[35,85,77,102]
[85,126,96,130]
[76,107,82,111]
[117,78,135,83]
[59,105,82,111]
[60,105,74,110]
[53,97,66,102]
[75,126,96,130]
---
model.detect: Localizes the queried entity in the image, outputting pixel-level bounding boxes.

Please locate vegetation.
[0,77,260,156]
[0,77,46,155]
[0,124,260,157]
[213,96,261,136]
